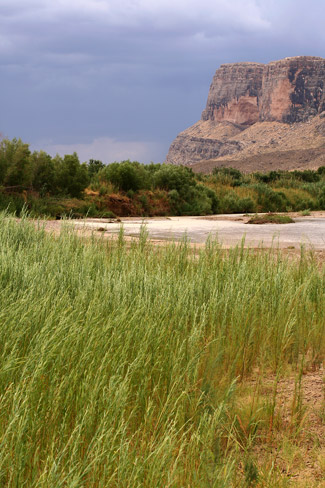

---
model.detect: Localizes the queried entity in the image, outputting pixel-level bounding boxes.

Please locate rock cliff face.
[166,56,325,171]
[201,62,264,125]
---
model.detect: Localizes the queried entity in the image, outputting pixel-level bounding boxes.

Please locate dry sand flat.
[71,213,325,250]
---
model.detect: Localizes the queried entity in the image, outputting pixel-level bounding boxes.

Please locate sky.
[0,0,324,164]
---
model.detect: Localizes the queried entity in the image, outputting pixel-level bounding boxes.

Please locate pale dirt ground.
[38,211,325,256]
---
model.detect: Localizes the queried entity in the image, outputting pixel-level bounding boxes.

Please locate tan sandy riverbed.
[39,211,325,251]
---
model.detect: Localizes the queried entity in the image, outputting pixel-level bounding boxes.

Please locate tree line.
[1,137,325,217]
[0,138,89,198]
[0,138,219,215]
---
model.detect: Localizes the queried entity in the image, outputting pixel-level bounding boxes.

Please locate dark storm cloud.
[0,0,324,162]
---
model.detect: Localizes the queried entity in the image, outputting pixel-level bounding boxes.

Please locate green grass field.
[0,213,324,486]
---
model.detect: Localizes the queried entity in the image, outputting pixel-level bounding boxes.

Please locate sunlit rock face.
[166,57,325,169]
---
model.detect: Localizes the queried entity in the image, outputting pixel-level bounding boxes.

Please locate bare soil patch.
[248,367,325,485]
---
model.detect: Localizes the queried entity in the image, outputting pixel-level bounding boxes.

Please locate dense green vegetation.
[0,214,324,486]
[1,137,325,217]
[0,138,89,197]
[207,166,325,215]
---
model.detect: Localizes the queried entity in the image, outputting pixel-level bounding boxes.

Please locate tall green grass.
[0,214,324,486]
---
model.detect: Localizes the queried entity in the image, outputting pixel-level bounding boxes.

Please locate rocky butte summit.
[166,56,325,173]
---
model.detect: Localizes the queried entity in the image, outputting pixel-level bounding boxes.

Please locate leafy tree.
[55,153,89,197]
[99,160,150,192]
[145,162,162,174]
[31,150,56,195]
[87,159,105,179]
[0,138,32,187]
[153,165,196,196]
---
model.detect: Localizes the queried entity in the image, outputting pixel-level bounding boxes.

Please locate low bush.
[247,213,295,224]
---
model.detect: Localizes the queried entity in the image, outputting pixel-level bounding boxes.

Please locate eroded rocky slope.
[166,56,325,172]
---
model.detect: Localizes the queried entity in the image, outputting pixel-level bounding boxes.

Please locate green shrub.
[154,164,196,193]
[295,198,315,211]
[100,160,150,192]
[237,197,256,213]
[252,184,288,212]
[138,194,149,212]
[212,167,243,186]
[247,213,294,224]
[292,170,320,183]
[219,192,242,213]
[0,192,26,215]
[204,187,219,213]
[318,189,325,209]
[99,185,109,196]
[254,170,282,184]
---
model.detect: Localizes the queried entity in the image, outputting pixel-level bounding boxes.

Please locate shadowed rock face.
[166,56,325,170]
[260,57,325,123]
